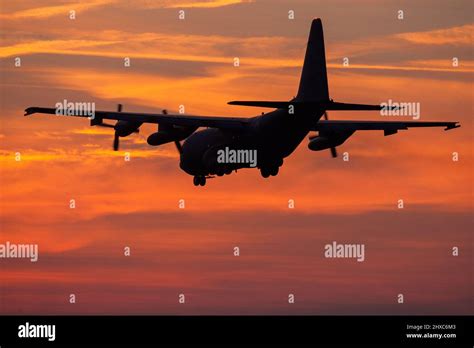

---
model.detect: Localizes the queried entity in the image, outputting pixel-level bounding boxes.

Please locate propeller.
[113,133,120,151]
[161,109,182,154]
[174,140,183,154]
[92,103,139,151]
[329,145,337,158]
[323,111,337,158]
[113,104,122,151]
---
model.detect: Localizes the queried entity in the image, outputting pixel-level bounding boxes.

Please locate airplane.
[25,18,460,186]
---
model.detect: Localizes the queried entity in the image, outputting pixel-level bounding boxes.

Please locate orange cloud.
[0,0,114,20]
[2,29,472,75]
[396,24,474,46]
[0,0,253,21]
[0,39,122,58]
[159,0,253,8]
[0,146,177,165]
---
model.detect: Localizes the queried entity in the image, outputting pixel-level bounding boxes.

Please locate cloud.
[0,0,114,20]
[396,24,474,46]
[71,127,115,136]
[0,31,302,70]
[2,27,472,77]
[0,146,177,166]
[0,0,253,22]
[33,130,71,140]
[0,39,122,58]
[327,62,472,73]
[1,208,471,314]
[155,0,253,8]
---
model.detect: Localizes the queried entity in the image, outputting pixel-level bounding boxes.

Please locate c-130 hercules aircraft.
[25,19,459,186]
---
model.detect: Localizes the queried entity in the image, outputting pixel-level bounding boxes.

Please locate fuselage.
[179,107,324,176]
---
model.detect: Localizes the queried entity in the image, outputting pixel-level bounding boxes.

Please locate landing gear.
[211,166,233,177]
[260,168,270,178]
[193,176,206,186]
[260,166,279,178]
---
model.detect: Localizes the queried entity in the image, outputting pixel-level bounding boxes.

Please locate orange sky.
[0,0,472,314]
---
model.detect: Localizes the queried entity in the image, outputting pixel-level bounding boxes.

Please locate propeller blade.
[113,133,119,151]
[323,111,337,157]
[117,104,123,112]
[174,140,183,154]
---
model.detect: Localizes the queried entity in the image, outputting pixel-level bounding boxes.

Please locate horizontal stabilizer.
[228,101,290,108]
[326,102,386,111]
[228,100,400,111]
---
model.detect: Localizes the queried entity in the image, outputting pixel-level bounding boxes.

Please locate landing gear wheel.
[260,168,270,178]
[193,176,207,186]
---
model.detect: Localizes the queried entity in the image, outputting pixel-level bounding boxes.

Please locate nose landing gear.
[193,176,206,186]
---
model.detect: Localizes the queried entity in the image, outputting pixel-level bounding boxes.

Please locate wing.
[24,107,253,131]
[312,120,460,135]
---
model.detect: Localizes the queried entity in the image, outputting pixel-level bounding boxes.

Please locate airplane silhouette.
[25,18,460,186]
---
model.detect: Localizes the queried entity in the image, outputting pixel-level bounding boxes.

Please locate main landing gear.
[260,160,283,178]
[260,166,279,178]
[193,176,206,186]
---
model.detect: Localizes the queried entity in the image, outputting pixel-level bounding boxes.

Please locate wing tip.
[445,122,461,131]
[24,107,37,116]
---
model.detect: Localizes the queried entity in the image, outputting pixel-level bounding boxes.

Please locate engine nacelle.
[147,125,197,146]
[308,136,333,151]
[114,120,142,137]
[147,131,177,146]
[308,130,355,151]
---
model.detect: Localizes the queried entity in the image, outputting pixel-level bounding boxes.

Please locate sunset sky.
[0,0,472,314]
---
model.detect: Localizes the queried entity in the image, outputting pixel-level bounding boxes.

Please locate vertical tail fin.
[296,18,329,102]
